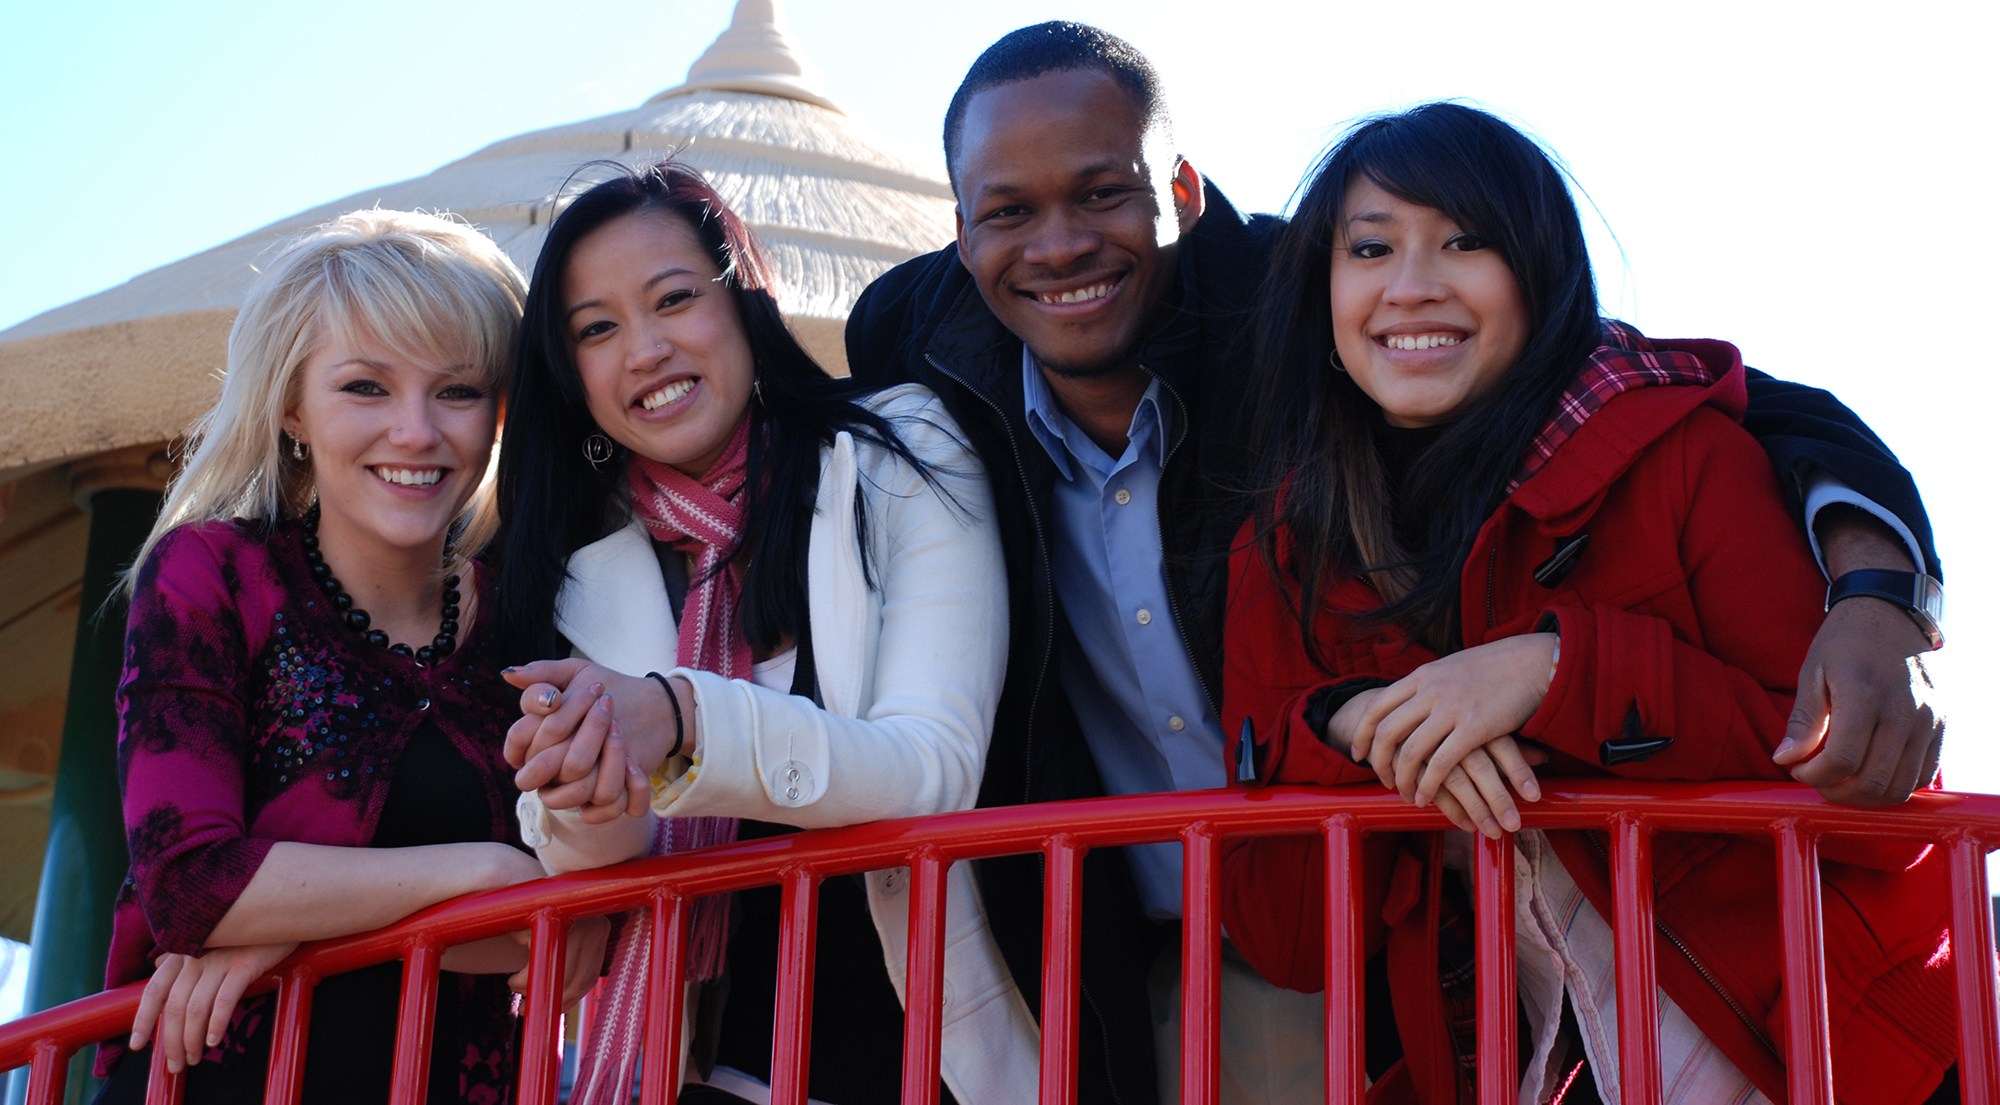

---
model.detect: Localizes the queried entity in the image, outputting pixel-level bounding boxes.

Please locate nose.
[626,317,674,372]
[388,390,445,452]
[1382,249,1449,308]
[1021,208,1101,272]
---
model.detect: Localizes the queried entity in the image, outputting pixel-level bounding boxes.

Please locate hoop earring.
[582,432,616,469]
[1327,349,1348,374]
[290,434,309,460]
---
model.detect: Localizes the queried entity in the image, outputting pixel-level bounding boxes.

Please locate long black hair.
[1246,102,1603,663]
[497,159,930,661]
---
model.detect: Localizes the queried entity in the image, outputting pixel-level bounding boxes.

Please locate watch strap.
[1825,569,1944,650]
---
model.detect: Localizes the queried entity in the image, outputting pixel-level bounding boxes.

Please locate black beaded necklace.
[300,502,460,664]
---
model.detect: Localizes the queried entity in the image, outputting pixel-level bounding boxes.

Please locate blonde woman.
[96,210,602,1105]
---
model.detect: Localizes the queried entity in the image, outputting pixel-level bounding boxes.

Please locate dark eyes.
[1349,241,1391,260]
[437,384,486,401]
[337,380,485,400]
[1447,233,1491,252]
[1346,232,1491,259]
[576,320,613,341]
[658,289,694,310]
[340,380,388,396]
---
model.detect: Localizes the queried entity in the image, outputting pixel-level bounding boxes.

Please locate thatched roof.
[0,0,954,480]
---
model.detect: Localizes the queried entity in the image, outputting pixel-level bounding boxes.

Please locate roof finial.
[647,0,841,113]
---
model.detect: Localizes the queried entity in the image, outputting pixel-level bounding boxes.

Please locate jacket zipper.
[1146,369,1222,722]
[929,353,1136,1105]
[1583,833,1779,1058]
[928,353,1053,807]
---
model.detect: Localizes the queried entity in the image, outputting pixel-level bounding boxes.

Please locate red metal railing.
[4,781,1998,1105]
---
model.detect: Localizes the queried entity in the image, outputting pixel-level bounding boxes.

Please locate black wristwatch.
[1825,569,1945,650]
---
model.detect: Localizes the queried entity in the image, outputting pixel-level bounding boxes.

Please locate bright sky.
[2,0,1994,813]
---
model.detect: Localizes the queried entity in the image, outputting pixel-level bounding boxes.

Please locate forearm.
[1817,504,1917,576]
[204,840,532,947]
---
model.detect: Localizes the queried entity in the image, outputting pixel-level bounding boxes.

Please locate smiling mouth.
[639,379,695,410]
[373,466,444,488]
[1379,332,1465,351]
[1031,278,1120,306]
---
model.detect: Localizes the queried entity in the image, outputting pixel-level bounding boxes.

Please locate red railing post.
[1949,834,2000,1105]
[1475,832,1517,1105]
[143,1027,183,1105]
[1611,815,1662,1105]
[1040,834,1085,1105]
[769,868,821,1105]
[1775,819,1833,1105]
[1180,822,1221,1105]
[23,1041,66,1105]
[1323,816,1366,1105]
[386,940,441,1105]
[639,890,692,1105]
[515,911,573,1105]
[262,969,316,1105]
[899,849,950,1105]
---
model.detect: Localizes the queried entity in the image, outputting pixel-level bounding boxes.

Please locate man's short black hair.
[942,22,1172,192]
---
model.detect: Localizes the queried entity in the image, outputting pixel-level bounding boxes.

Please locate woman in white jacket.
[491,161,1037,1105]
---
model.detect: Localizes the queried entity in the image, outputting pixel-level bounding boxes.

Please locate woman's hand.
[506,915,612,1008]
[1348,634,1556,836]
[503,660,653,821]
[129,941,298,1072]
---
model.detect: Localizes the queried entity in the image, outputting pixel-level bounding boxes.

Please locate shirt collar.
[1021,347,1168,481]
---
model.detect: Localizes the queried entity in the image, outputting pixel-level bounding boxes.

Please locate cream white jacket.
[520,385,1037,1104]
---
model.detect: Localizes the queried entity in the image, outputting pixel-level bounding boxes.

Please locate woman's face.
[564,210,755,477]
[1329,179,1529,428]
[283,330,498,559]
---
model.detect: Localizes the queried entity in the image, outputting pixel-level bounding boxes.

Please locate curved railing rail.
[4,782,1998,1105]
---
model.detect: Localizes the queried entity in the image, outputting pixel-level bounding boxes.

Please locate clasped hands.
[501,658,670,823]
[1325,633,1554,840]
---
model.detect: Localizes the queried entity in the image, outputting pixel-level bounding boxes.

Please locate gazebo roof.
[0,0,954,478]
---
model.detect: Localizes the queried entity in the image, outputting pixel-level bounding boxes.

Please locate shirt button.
[1136,609,1152,626]
[1169,716,1186,731]
[1114,489,1131,505]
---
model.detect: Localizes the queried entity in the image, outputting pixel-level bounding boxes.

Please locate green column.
[9,487,159,1105]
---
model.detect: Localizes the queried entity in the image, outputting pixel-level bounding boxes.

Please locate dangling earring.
[752,376,765,406]
[290,434,309,460]
[1327,349,1348,374]
[582,432,616,469]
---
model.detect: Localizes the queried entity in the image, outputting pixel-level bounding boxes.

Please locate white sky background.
[1,2,1994,831]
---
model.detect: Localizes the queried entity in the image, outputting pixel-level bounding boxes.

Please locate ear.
[1170,158,1205,237]
[954,205,969,268]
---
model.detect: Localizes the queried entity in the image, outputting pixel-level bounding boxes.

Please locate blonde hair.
[125,209,527,623]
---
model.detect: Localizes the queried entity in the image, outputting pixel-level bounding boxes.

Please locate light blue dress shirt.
[1021,350,1225,919]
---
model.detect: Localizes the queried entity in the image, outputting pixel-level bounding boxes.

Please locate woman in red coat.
[1220,103,1956,1105]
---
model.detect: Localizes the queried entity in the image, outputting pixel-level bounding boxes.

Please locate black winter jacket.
[844,179,1937,1105]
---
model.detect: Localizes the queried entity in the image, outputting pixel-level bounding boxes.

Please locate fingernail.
[207,1033,220,1047]
[502,666,517,674]
[1483,818,1501,838]
[1523,780,1542,801]
[1772,739,1796,760]
[597,694,613,710]
[539,689,558,709]
[129,1033,141,1049]
[590,683,604,695]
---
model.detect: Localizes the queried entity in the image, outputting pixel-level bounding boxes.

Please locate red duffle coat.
[1219,345,1956,1105]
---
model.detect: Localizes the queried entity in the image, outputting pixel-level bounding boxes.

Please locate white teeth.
[376,467,442,487]
[1385,333,1462,350]
[641,378,696,410]
[1039,283,1113,306]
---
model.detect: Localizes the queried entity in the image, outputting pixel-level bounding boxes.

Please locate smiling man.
[847,22,1946,1105]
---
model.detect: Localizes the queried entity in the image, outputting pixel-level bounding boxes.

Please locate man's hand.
[130,942,298,1072]
[1777,506,1944,805]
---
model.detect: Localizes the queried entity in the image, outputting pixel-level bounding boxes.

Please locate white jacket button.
[880,867,907,896]
[772,760,814,806]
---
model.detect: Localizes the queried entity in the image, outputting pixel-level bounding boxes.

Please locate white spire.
[648,0,841,113]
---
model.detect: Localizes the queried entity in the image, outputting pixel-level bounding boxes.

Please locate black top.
[97,722,497,1105]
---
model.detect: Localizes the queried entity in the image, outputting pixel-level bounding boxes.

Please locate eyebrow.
[331,357,479,380]
[564,267,698,321]
[1344,209,1397,228]
[975,160,1137,202]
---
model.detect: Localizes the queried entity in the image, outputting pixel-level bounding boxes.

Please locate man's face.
[953,69,1189,379]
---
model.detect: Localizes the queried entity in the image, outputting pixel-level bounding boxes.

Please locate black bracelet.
[646,672,686,760]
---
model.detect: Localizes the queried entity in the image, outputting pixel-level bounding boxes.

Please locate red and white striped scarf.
[572,415,755,1105]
